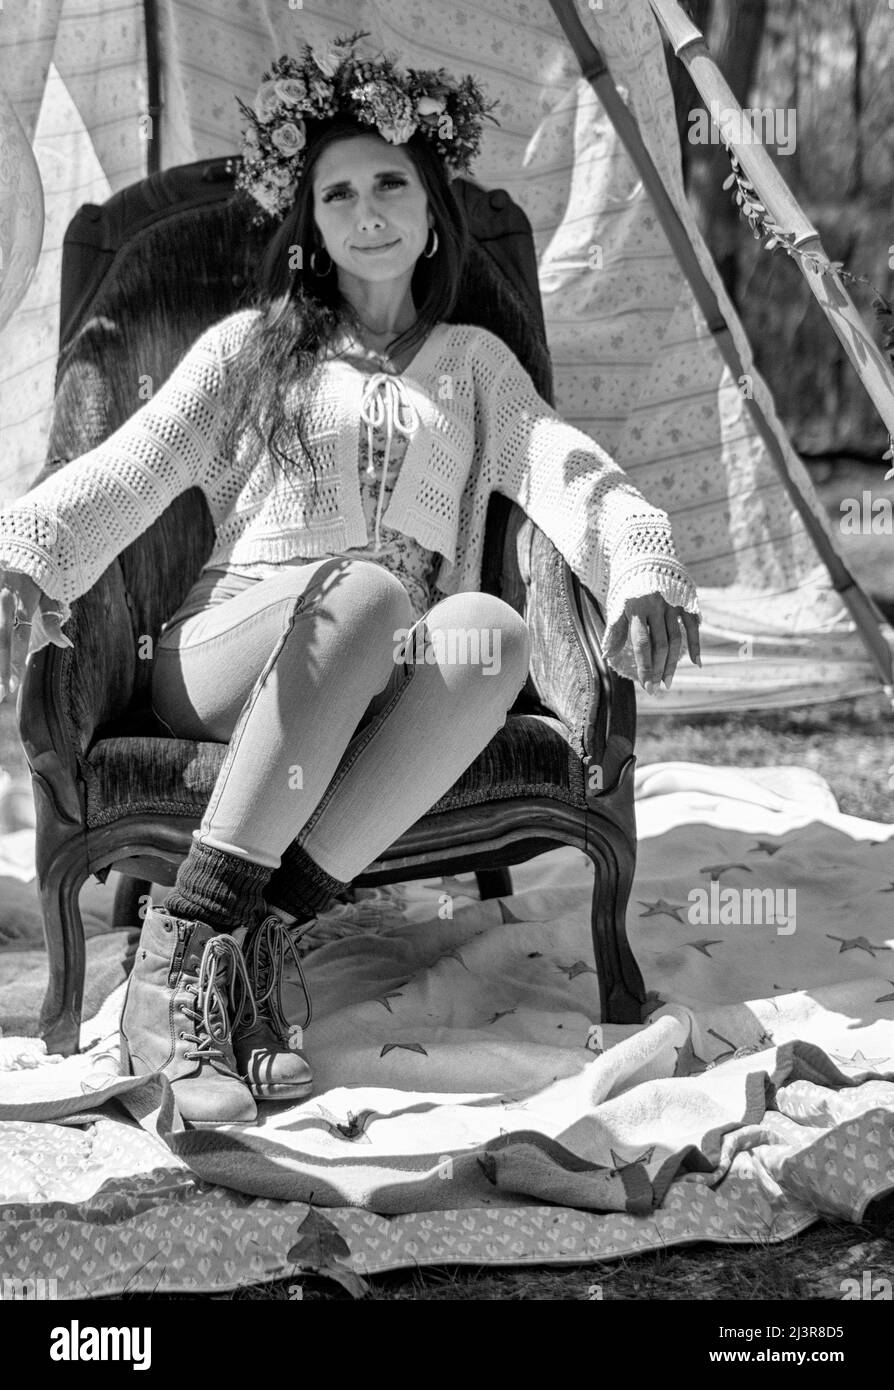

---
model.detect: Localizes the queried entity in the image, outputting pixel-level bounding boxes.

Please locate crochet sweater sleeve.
[470,327,700,679]
[0,316,235,630]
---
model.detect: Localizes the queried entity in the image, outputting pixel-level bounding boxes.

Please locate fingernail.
[644,680,655,695]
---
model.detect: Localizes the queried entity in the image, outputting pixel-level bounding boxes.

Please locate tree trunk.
[667,0,768,306]
[666,0,713,176]
[848,0,864,198]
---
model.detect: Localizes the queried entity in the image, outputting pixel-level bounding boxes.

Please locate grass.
[636,692,892,823]
[3,459,893,1300]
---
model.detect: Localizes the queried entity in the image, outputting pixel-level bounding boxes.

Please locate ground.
[1,460,892,1299]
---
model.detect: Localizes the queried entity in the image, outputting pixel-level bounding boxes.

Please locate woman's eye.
[323,179,407,203]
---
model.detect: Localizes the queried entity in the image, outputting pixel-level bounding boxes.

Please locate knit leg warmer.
[164,839,273,933]
[264,840,351,922]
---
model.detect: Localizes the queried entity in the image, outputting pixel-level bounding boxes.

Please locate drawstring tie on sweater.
[358,372,419,551]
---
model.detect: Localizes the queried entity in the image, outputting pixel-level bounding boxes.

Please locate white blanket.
[1,761,892,1294]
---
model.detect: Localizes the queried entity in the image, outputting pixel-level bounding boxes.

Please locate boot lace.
[241,915,313,1034]
[180,935,257,1074]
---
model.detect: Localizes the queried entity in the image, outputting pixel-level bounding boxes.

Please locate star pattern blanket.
[1,761,893,1295]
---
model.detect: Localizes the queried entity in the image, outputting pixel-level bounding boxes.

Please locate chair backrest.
[32,158,555,751]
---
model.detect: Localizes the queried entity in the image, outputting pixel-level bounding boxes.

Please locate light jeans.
[150,559,532,882]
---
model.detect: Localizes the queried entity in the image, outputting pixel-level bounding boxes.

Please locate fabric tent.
[1,0,892,713]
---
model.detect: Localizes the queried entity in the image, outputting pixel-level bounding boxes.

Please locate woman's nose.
[355,199,385,230]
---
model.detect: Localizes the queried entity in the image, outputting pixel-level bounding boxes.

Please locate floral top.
[220,343,442,625]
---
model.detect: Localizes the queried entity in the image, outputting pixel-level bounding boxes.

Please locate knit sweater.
[212,333,446,628]
[0,308,700,680]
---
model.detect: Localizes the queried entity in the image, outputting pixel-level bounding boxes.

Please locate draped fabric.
[1,0,890,711]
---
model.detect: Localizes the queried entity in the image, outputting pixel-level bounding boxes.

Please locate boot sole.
[249,1080,314,1102]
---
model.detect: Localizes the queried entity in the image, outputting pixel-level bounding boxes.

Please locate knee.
[333,561,414,641]
[420,593,531,691]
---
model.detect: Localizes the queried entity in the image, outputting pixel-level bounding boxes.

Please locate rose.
[270,121,306,156]
[274,78,307,107]
[253,79,281,124]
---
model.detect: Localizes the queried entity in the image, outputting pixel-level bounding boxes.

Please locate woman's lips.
[353,239,400,253]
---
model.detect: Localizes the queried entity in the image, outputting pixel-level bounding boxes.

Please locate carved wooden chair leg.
[588,831,645,1024]
[111,874,152,928]
[37,854,89,1057]
[475,867,512,899]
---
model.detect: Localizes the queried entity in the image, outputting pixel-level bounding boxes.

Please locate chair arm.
[17,560,137,824]
[18,638,84,828]
[516,516,636,799]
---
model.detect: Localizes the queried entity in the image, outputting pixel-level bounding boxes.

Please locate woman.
[0,36,701,1127]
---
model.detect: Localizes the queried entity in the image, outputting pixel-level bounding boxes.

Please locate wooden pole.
[545,0,893,701]
[651,0,894,441]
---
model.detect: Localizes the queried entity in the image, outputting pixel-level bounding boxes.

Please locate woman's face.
[311,134,432,287]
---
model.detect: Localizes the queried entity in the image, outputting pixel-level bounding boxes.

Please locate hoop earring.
[423,226,439,259]
[310,247,334,276]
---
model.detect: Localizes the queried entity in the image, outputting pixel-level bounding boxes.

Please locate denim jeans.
[150,559,532,882]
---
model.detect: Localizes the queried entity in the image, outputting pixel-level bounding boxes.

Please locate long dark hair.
[215,114,470,505]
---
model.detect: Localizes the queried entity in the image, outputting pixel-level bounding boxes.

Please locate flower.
[355,81,418,145]
[314,51,341,77]
[233,34,500,224]
[416,94,447,118]
[269,164,297,187]
[270,121,306,156]
[253,79,281,124]
[253,184,281,214]
[274,77,307,107]
[380,115,418,144]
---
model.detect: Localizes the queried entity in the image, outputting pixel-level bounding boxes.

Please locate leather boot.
[232,914,314,1101]
[120,905,259,1126]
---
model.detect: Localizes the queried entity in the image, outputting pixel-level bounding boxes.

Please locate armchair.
[18,158,644,1055]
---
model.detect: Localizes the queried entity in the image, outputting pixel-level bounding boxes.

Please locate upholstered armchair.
[17,157,642,1056]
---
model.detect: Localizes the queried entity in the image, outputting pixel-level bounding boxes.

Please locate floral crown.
[230,29,500,225]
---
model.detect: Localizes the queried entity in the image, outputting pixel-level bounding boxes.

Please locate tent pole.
[651,0,894,441]
[546,0,894,703]
[144,0,161,176]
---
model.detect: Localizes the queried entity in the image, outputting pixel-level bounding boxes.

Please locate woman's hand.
[602,594,701,693]
[0,570,69,704]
